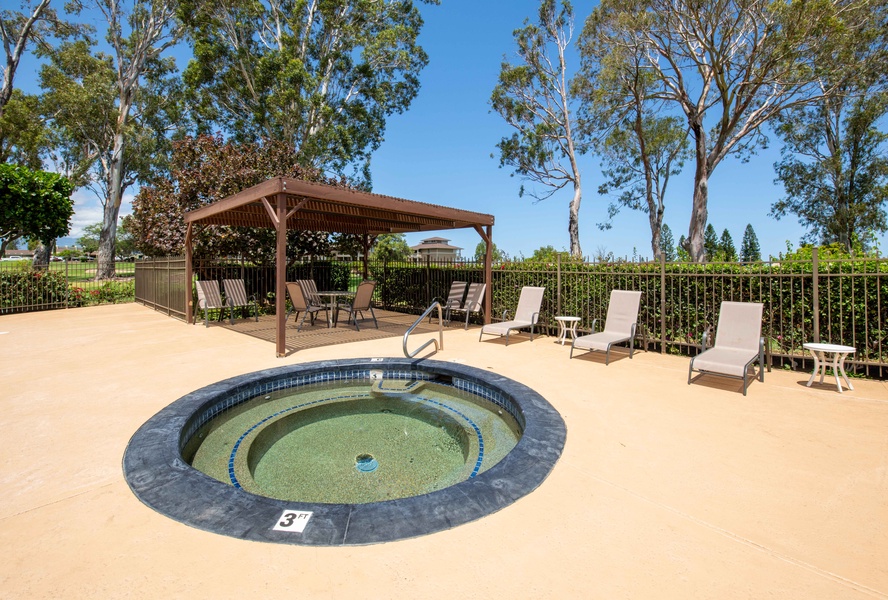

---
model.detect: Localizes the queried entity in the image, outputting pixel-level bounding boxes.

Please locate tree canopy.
[181,0,438,186]
[771,89,888,253]
[586,0,880,262]
[0,163,74,257]
[369,233,412,262]
[130,134,335,262]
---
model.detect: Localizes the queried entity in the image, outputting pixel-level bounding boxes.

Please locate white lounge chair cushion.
[481,320,533,335]
[573,331,630,352]
[693,347,757,378]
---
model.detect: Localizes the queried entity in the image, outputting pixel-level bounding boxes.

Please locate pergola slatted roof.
[185,178,494,234]
[182,177,495,357]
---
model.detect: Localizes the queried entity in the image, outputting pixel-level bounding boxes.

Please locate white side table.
[555,316,581,346]
[803,342,856,393]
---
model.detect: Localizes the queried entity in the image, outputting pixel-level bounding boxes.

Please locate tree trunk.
[568,180,582,259]
[686,124,709,262]
[97,130,125,280]
[32,240,52,269]
[649,208,662,260]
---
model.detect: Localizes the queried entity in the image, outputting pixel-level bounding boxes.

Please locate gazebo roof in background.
[184,178,494,235]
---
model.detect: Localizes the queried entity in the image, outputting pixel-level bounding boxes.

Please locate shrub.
[0,267,71,313]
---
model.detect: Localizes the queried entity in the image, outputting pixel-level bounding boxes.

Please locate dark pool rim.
[122,358,567,546]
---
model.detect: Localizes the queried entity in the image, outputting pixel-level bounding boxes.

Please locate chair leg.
[688,359,695,385]
[297,310,310,332]
[370,306,378,329]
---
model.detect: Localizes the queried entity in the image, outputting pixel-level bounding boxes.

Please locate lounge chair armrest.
[531,311,540,325]
[591,318,599,334]
[701,325,713,349]
[501,309,510,321]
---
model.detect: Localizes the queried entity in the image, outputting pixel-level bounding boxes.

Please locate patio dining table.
[316,290,354,327]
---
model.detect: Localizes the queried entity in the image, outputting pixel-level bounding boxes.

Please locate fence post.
[556,253,562,317]
[660,253,666,353]
[425,254,431,308]
[383,259,389,309]
[64,259,69,309]
[812,246,820,342]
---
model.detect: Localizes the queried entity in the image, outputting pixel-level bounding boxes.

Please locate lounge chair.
[335,280,379,331]
[221,279,258,325]
[286,282,329,331]
[688,301,765,395]
[448,282,486,330]
[479,286,544,345]
[570,290,643,364]
[195,280,224,327]
[430,281,467,323]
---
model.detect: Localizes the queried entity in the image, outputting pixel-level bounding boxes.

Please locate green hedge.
[0,268,73,313]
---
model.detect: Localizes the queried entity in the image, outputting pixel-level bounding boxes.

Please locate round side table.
[803,342,856,393]
[555,316,581,346]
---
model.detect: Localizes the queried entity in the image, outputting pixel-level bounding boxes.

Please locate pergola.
[183,177,495,356]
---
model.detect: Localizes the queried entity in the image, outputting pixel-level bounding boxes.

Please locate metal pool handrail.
[403,301,444,358]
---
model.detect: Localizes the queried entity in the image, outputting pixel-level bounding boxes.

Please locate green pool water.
[183,379,522,504]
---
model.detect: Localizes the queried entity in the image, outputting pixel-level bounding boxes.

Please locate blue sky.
[28,0,873,259]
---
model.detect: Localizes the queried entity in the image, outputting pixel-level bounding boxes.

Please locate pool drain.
[355,454,378,473]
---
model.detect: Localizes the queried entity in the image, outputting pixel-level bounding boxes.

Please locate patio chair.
[297,279,324,307]
[221,279,258,325]
[286,282,329,331]
[430,281,467,324]
[570,290,643,365]
[688,301,765,396]
[479,286,545,345]
[195,279,224,327]
[335,280,378,331]
[449,282,486,330]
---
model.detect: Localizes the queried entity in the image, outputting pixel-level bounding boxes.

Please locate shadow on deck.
[205,308,472,355]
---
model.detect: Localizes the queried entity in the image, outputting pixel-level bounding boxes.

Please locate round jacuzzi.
[123,358,566,546]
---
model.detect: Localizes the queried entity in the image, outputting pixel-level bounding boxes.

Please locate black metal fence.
[0,259,135,314]
[133,251,888,378]
[134,256,188,320]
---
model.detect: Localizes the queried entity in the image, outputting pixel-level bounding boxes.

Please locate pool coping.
[122,357,567,546]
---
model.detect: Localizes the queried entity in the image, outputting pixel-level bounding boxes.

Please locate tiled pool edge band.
[122,358,567,546]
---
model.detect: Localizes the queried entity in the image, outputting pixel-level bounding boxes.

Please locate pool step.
[370,379,425,396]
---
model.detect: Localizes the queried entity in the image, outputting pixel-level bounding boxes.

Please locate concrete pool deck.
[1,303,887,598]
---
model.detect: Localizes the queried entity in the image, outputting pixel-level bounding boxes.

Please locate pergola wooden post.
[184,178,495,357]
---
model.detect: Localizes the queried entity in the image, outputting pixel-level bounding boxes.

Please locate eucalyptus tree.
[42,0,182,279]
[180,0,437,185]
[587,0,877,262]
[0,0,85,118]
[0,89,47,167]
[771,76,888,251]
[491,0,586,259]
[578,14,690,261]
